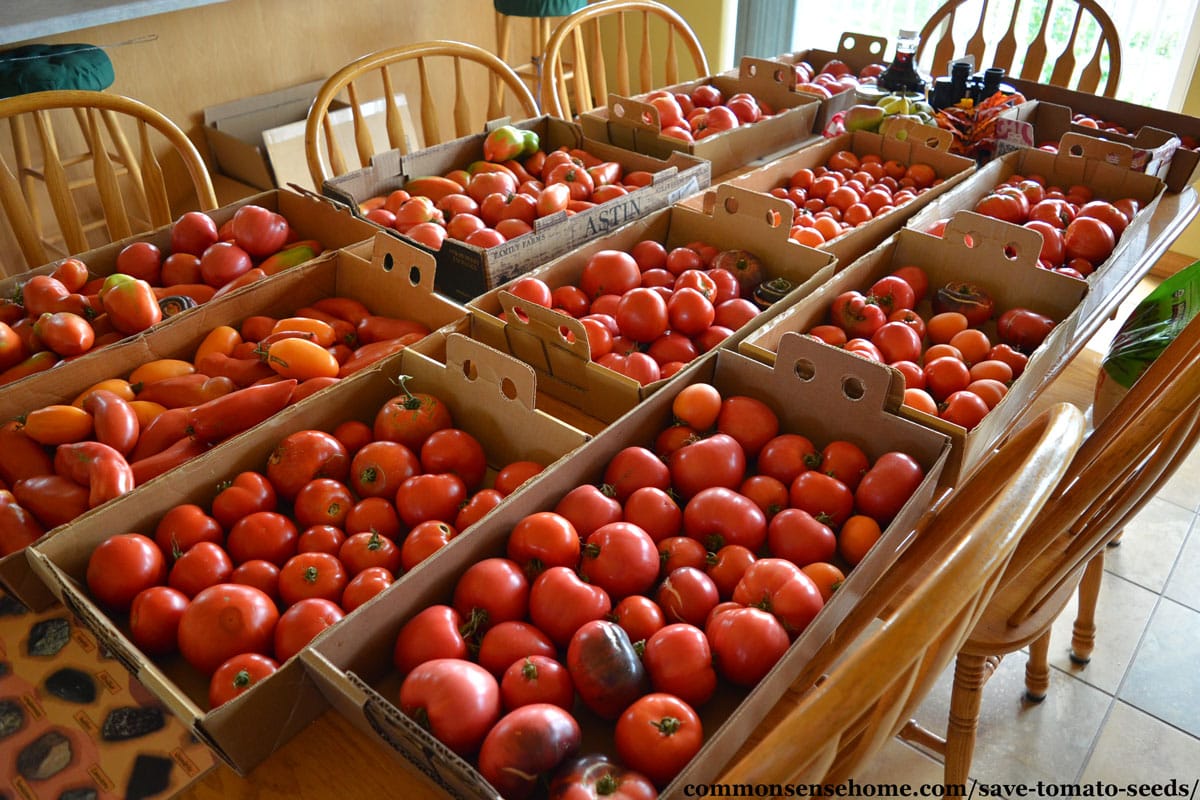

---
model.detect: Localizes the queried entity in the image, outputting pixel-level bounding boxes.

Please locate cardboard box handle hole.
[841,375,866,401]
[792,357,816,381]
[461,359,479,382]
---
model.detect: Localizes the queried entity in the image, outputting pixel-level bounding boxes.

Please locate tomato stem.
[652,715,682,735]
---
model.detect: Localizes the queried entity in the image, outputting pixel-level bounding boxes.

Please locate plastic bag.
[1094,259,1200,420]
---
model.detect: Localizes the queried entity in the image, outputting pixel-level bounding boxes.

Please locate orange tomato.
[129,358,195,387]
[72,378,136,408]
[925,312,969,345]
[194,325,244,366]
[128,400,168,427]
[22,404,94,445]
[801,562,846,601]
[838,514,882,566]
[270,317,337,348]
[266,337,340,380]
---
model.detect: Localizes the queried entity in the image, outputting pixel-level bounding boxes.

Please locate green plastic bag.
[494,0,587,17]
[1095,259,1200,419]
[0,44,115,100]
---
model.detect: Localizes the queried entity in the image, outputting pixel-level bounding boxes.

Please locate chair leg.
[945,652,988,787]
[1025,630,1051,702]
[1071,551,1105,664]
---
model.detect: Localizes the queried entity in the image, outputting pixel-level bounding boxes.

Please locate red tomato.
[394,473,468,527]
[231,204,290,258]
[493,460,544,496]
[705,543,757,600]
[579,522,660,599]
[529,566,612,648]
[154,503,224,558]
[1063,216,1116,264]
[820,440,871,491]
[716,395,779,458]
[501,654,575,711]
[168,541,234,598]
[705,605,790,685]
[226,511,299,566]
[128,585,189,656]
[210,471,277,529]
[615,693,703,787]
[373,380,454,450]
[655,566,719,627]
[177,583,280,674]
[292,478,355,530]
[580,250,640,299]
[277,551,348,606]
[208,652,279,708]
[453,557,530,632]
[399,520,457,570]
[602,446,671,503]
[478,704,582,800]
[548,754,658,800]
[400,658,501,756]
[610,595,667,644]
[340,566,394,612]
[668,432,746,499]
[997,308,1057,352]
[420,428,487,491]
[642,623,717,707]
[767,508,837,566]
[229,559,280,603]
[86,533,167,612]
[789,470,855,528]
[265,430,349,502]
[393,604,470,674]
[199,241,254,288]
[349,440,420,499]
[733,557,824,638]
[621,486,682,542]
[171,210,220,256]
[855,451,925,525]
[682,487,767,552]
[756,433,818,485]
[274,597,343,662]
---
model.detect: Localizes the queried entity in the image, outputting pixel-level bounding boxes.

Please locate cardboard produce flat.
[688,125,976,269]
[740,211,1088,484]
[301,335,952,800]
[905,145,1166,326]
[321,115,710,303]
[466,184,837,425]
[1005,77,1200,192]
[0,234,466,610]
[578,56,822,179]
[25,334,591,776]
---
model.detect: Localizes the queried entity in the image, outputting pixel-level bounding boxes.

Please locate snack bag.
[1094,260,1200,421]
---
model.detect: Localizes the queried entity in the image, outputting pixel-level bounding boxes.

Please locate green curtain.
[494,0,587,16]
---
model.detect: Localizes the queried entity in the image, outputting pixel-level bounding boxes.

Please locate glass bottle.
[879,29,928,95]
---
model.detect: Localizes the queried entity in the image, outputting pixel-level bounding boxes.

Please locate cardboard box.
[0,233,466,610]
[1006,77,1200,192]
[300,336,952,799]
[322,115,711,303]
[203,82,411,193]
[0,189,380,393]
[994,100,1182,186]
[690,124,976,268]
[577,56,823,180]
[466,184,838,424]
[740,212,1088,482]
[905,146,1166,324]
[25,335,592,775]
[760,31,892,134]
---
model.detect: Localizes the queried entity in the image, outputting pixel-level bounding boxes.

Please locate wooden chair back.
[539,0,710,119]
[0,89,217,276]
[719,402,1086,785]
[304,40,540,189]
[916,0,1122,97]
[981,311,1200,644]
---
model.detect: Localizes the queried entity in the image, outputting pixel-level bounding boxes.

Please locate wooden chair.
[897,309,1200,786]
[720,402,1086,786]
[494,0,588,103]
[916,0,1123,97]
[304,41,540,189]
[538,0,710,119]
[0,89,217,276]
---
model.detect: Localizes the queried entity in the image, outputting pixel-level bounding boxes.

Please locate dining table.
[164,162,1200,798]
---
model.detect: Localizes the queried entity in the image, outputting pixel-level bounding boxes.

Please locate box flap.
[443,332,539,412]
[880,116,953,152]
[203,79,328,143]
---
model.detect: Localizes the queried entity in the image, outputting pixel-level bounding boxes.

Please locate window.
[782,0,1200,110]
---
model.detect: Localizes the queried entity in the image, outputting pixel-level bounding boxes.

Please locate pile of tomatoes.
[357,125,656,253]
[0,298,432,555]
[792,58,887,101]
[766,149,943,248]
[496,238,772,386]
[950,173,1141,278]
[804,264,1057,430]
[76,377,545,709]
[641,83,779,144]
[0,205,324,387]
[385,380,927,796]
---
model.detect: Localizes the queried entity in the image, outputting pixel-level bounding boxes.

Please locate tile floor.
[853,275,1200,798]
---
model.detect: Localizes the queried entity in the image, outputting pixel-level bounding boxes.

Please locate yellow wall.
[1171,58,1200,257]
[654,0,738,72]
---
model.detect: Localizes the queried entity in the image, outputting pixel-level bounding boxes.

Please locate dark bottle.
[879,29,928,95]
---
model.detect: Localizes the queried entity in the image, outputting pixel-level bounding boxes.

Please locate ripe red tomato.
[340,566,394,613]
[716,395,779,458]
[580,250,641,298]
[177,583,280,674]
[767,508,837,566]
[400,658,501,756]
[168,541,234,598]
[655,566,719,627]
[154,503,224,557]
[549,754,658,800]
[210,471,277,529]
[477,620,558,678]
[602,446,671,503]
[732,558,824,638]
[997,308,1057,352]
[420,428,487,491]
[529,566,612,648]
[394,472,468,527]
[225,511,299,566]
[642,623,717,707]
[274,597,344,662]
[393,604,470,674]
[621,486,682,542]
[705,604,790,685]
[453,557,530,632]
[199,241,254,288]
[86,533,167,612]
[266,430,349,502]
[855,451,925,525]
[755,433,818,485]
[231,204,290,258]
[128,585,189,655]
[682,487,767,552]
[1063,216,1116,265]
[399,520,457,571]
[208,652,279,708]
[292,478,355,529]
[615,288,669,343]
[373,382,454,451]
[668,432,746,499]
[171,211,220,257]
[789,470,855,528]
[615,693,703,787]
[501,654,575,711]
[579,522,660,599]
[940,390,991,430]
[277,551,349,606]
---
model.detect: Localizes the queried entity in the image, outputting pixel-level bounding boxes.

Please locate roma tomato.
[209,652,279,708]
[177,583,280,674]
[399,658,502,757]
[614,693,703,787]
